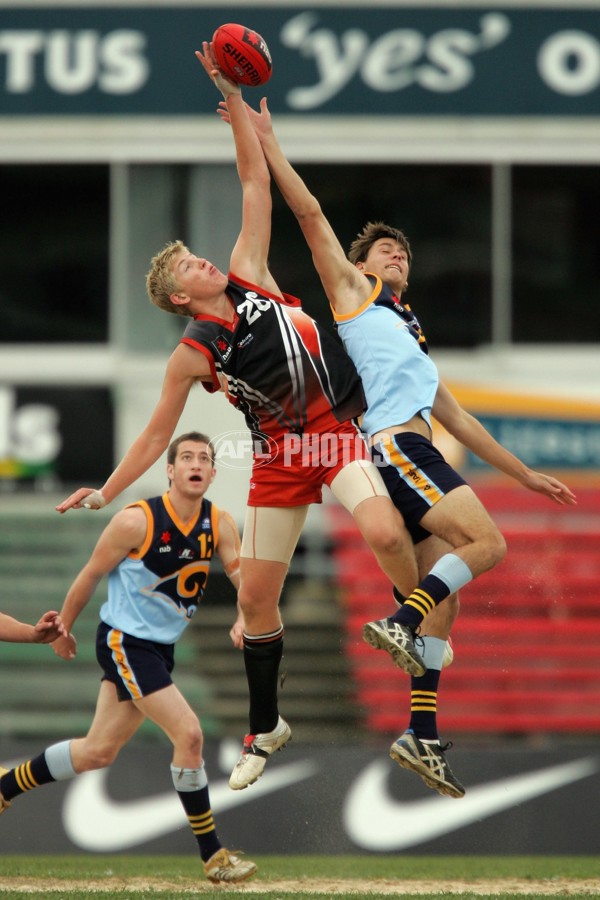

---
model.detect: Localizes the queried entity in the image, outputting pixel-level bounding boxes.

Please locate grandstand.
[333,484,600,739]
[0,508,217,741]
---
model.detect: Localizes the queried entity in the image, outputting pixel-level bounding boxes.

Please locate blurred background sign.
[437,385,600,472]
[0,6,599,116]
[0,385,113,490]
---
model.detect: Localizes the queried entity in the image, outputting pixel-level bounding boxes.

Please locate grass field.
[0,855,599,899]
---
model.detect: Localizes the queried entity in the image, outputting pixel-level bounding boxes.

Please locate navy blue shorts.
[371,432,467,545]
[96,621,175,702]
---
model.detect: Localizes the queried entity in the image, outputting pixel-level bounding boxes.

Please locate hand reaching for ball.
[196,43,241,98]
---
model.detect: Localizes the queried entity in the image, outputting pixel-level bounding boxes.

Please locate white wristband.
[83,490,106,510]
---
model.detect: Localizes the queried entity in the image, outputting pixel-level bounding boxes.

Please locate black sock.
[243,628,284,734]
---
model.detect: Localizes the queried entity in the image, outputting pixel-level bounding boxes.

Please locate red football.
[212,23,272,87]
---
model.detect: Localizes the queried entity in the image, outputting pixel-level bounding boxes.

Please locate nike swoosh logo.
[62,758,318,851]
[343,756,600,850]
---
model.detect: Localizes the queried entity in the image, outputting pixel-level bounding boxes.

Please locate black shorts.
[371,432,467,545]
[96,621,175,702]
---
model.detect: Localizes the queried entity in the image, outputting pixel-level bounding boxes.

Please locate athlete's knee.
[238,586,279,618]
[421,591,459,637]
[441,592,460,630]
[447,592,460,620]
[77,741,121,771]
[362,517,410,557]
[238,585,260,613]
[237,590,254,616]
[170,710,203,756]
[484,528,507,568]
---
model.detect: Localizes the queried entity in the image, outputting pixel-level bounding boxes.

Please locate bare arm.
[196,45,280,297]
[215,508,244,649]
[433,381,577,505]
[56,344,207,513]
[52,506,147,660]
[0,610,66,644]
[220,97,369,315]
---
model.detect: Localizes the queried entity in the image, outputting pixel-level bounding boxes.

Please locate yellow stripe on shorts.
[108,628,143,700]
[380,438,444,507]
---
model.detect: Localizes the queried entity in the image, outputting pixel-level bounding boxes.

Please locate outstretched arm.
[215,508,244,649]
[56,345,205,513]
[196,45,280,296]
[218,96,369,316]
[52,505,147,660]
[0,610,66,644]
[433,381,577,505]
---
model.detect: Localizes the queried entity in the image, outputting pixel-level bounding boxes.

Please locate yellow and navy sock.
[0,754,54,802]
[408,635,447,741]
[171,764,220,862]
[409,667,441,741]
[392,553,473,627]
[391,574,449,628]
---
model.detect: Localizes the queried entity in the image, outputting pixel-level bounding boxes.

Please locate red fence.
[330,486,600,735]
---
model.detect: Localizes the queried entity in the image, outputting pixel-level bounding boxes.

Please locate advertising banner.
[0,385,113,490]
[0,6,599,117]
[1,738,599,854]
[442,384,600,472]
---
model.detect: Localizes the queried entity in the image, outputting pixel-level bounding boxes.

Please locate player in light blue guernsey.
[102,490,218,646]
[0,432,257,884]
[243,100,576,799]
[334,271,438,440]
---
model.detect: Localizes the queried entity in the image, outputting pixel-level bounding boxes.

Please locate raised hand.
[521,470,577,506]
[195,42,240,97]
[217,97,273,144]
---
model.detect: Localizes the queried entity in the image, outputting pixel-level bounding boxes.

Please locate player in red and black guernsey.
[56,45,422,792]
[2,434,257,884]
[181,274,365,454]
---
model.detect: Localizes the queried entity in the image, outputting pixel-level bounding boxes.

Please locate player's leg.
[390,534,465,798]
[365,435,503,662]
[229,506,308,790]
[329,459,425,675]
[393,488,505,631]
[415,533,460,648]
[329,459,418,597]
[133,684,255,883]
[418,484,506,579]
[0,679,142,813]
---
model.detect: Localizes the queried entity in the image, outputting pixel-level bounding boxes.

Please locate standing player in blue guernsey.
[240,97,577,799]
[0,433,256,885]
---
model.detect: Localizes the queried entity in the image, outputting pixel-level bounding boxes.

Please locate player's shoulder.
[118,500,151,524]
[106,502,149,544]
[170,334,213,377]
